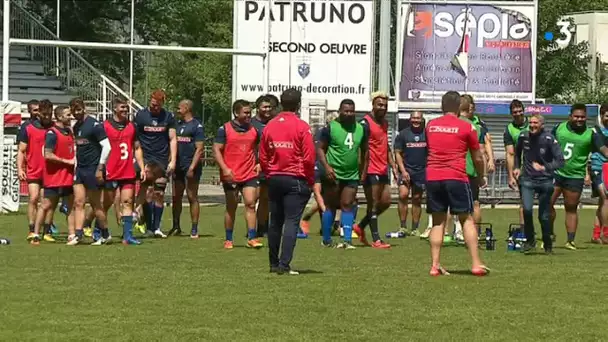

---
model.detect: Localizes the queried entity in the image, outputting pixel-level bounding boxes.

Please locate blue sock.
[247,228,257,240]
[75,229,84,239]
[352,205,359,221]
[341,209,354,243]
[191,223,198,234]
[153,205,164,231]
[225,229,233,241]
[122,215,133,240]
[322,209,336,242]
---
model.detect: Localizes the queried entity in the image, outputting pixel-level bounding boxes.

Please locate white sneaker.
[66,235,80,246]
[420,227,432,239]
[153,229,167,238]
[91,236,112,246]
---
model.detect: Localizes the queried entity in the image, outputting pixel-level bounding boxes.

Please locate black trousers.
[267,175,311,270]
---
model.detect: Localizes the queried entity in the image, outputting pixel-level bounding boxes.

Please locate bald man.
[169,99,205,238]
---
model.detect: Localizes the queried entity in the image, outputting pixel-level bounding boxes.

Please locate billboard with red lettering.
[397,1,537,103]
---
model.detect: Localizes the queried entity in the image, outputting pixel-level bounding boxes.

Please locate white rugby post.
[55,0,60,77]
[129,0,134,102]
[2,0,10,102]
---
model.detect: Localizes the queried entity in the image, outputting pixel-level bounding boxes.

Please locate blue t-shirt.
[591,125,608,172]
[393,126,427,174]
[73,115,107,168]
[251,116,269,133]
[176,118,205,169]
[134,107,176,167]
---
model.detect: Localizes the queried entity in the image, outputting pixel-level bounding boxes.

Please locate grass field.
[1,206,607,341]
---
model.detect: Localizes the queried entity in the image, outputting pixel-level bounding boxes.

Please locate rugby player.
[169,99,205,239]
[317,99,368,249]
[590,103,608,243]
[18,99,57,241]
[460,95,488,228]
[394,111,427,237]
[71,98,112,245]
[353,92,393,249]
[425,91,487,276]
[134,90,177,238]
[32,103,77,245]
[101,97,148,245]
[251,95,275,238]
[550,104,608,249]
[505,100,528,230]
[213,99,263,249]
[514,114,564,254]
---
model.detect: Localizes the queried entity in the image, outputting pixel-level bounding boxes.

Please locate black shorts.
[426,180,473,215]
[26,178,43,185]
[364,174,389,186]
[105,179,136,191]
[591,169,604,198]
[74,165,103,190]
[468,176,480,201]
[222,177,259,192]
[258,171,267,184]
[398,170,425,191]
[44,186,73,198]
[173,165,203,183]
[554,174,584,193]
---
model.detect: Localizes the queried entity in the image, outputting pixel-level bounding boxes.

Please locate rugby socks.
[43,223,52,235]
[152,205,164,231]
[322,209,335,243]
[172,216,180,230]
[28,224,34,233]
[76,229,84,240]
[247,228,257,240]
[100,227,110,239]
[83,218,92,229]
[593,223,601,239]
[122,215,133,240]
[352,204,359,220]
[567,232,576,243]
[341,209,354,243]
[225,229,233,242]
[142,202,153,230]
[191,223,198,236]
[369,211,381,242]
[358,213,371,230]
[400,220,407,229]
[412,222,420,230]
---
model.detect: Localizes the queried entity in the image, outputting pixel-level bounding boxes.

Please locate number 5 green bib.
[554,122,592,179]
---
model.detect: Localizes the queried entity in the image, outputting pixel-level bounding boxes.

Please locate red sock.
[603,227,608,238]
[593,225,601,239]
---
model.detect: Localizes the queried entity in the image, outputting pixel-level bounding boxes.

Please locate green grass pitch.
[0,206,606,341]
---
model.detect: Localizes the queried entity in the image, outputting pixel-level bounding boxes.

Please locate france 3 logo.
[544,20,575,48]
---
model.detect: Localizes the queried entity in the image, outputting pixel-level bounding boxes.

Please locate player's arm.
[134,139,145,175]
[189,124,205,172]
[259,129,269,174]
[16,125,28,180]
[514,134,524,171]
[483,127,495,173]
[44,130,74,165]
[359,127,369,181]
[168,123,177,172]
[300,123,316,186]
[591,129,608,159]
[95,123,111,170]
[478,126,488,177]
[504,130,516,180]
[316,126,334,180]
[546,135,565,171]
[213,126,230,174]
[393,132,406,177]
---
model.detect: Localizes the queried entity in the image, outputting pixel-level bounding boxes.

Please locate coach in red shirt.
[259,88,315,275]
[425,91,488,277]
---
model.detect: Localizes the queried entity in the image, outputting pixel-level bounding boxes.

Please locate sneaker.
[564,241,577,250]
[50,224,60,237]
[83,227,93,238]
[30,235,41,245]
[442,235,453,245]
[429,265,450,276]
[277,268,299,275]
[336,242,356,250]
[321,240,336,247]
[521,243,536,254]
[43,234,56,243]
[66,235,80,246]
[91,236,112,246]
[420,227,431,239]
[122,237,142,245]
[371,240,391,249]
[223,240,234,249]
[300,220,310,235]
[167,227,182,236]
[454,230,464,242]
[471,265,490,277]
[353,224,369,246]
[134,222,146,235]
[409,229,420,237]
[190,231,199,239]
[247,239,264,249]
[26,232,36,241]
[145,229,167,238]
[591,237,604,244]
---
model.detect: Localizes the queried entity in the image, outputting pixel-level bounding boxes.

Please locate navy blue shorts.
[105,179,136,191]
[398,170,425,191]
[364,173,389,186]
[74,166,103,190]
[591,169,604,198]
[222,177,259,192]
[258,171,267,184]
[426,180,473,214]
[314,165,326,184]
[173,165,203,183]
[554,173,584,193]
[44,186,73,198]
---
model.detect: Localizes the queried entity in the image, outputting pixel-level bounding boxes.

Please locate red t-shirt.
[221,122,257,183]
[104,119,137,181]
[24,122,49,180]
[425,114,480,182]
[362,114,389,175]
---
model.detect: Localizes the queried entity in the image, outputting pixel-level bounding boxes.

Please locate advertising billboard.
[397,1,537,102]
[233,0,374,110]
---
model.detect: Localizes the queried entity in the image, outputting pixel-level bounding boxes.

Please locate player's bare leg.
[186,177,201,238]
[243,186,263,248]
[411,187,423,236]
[429,212,448,275]
[397,183,410,232]
[113,189,121,226]
[549,186,563,241]
[356,182,391,248]
[300,201,319,235]
[32,195,59,244]
[562,189,582,249]
[458,212,486,273]
[26,182,42,240]
[72,184,88,242]
[65,194,79,245]
[223,189,239,249]
[256,183,269,237]
[170,179,186,236]
[473,201,482,226]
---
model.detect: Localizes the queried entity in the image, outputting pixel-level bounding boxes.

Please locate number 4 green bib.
[326,120,364,181]
[554,122,592,179]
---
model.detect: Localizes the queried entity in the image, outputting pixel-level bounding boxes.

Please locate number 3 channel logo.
[554,20,575,48]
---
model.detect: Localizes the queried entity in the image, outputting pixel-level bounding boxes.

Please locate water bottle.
[507,237,515,251]
[485,228,494,250]
[0,238,10,245]
[386,231,405,239]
